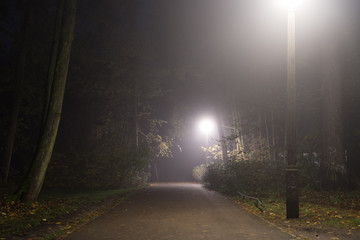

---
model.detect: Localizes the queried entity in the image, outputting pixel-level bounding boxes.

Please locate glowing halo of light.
[278,0,304,11]
[198,118,216,135]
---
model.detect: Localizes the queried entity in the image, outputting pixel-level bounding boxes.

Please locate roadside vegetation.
[0,188,139,239]
[197,155,360,237]
[236,190,360,234]
[195,143,360,236]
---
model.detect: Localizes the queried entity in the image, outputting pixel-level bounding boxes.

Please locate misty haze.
[1,0,360,239]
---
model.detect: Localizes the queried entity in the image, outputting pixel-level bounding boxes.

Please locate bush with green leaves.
[202,152,324,196]
[202,158,286,195]
[192,163,208,182]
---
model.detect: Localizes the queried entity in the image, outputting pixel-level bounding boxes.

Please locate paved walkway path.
[64,183,295,240]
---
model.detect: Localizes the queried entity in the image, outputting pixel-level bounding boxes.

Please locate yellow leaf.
[56,222,62,225]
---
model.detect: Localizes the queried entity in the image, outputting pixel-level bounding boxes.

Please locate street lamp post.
[284,0,300,218]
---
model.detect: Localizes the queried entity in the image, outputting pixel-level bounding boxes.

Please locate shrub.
[45,146,150,190]
[192,164,208,182]
[202,158,286,195]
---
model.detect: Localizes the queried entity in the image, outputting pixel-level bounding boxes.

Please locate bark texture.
[215,111,228,162]
[16,0,76,201]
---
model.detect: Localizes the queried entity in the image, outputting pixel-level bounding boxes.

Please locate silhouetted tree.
[15,0,76,201]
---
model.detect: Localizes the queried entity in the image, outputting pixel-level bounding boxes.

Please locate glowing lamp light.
[278,0,304,11]
[198,118,215,135]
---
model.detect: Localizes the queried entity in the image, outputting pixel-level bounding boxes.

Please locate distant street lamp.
[282,0,302,219]
[198,118,216,162]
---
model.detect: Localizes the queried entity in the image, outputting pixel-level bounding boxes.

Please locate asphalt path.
[63,183,295,240]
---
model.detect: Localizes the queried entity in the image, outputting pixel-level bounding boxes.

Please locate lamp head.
[278,0,304,11]
[198,118,215,135]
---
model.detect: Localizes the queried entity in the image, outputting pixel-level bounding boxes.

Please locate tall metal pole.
[205,132,209,164]
[286,9,299,218]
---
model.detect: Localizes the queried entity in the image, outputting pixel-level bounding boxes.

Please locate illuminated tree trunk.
[43,0,65,125]
[257,112,262,139]
[271,106,276,161]
[232,108,245,159]
[238,115,245,156]
[153,162,159,182]
[232,109,241,154]
[15,0,76,201]
[215,111,228,162]
[264,111,270,149]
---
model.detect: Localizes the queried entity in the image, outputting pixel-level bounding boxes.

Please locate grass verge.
[232,190,360,239]
[0,187,140,239]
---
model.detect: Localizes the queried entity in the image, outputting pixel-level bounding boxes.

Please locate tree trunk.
[215,110,228,162]
[257,112,262,139]
[271,106,276,161]
[15,0,76,201]
[264,111,270,149]
[133,77,139,152]
[1,0,31,185]
[233,108,245,159]
[43,0,65,124]
[238,114,245,158]
[1,67,23,185]
[232,108,240,154]
[153,162,159,182]
[127,1,139,152]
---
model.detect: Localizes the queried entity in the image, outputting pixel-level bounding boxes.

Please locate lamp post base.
[286,167,299,218]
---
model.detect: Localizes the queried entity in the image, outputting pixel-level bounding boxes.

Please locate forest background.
[0,0,360,201]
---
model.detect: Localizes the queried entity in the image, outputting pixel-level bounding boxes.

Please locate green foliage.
[243,138,272,161]
[202,159,286,195]
[236,190,360,234]
[0,188,137,238]
[202,151,326,197]
[192,164,208,182]
[201,145,223,161]
[297,152,321,190]
[202,131,323,194]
